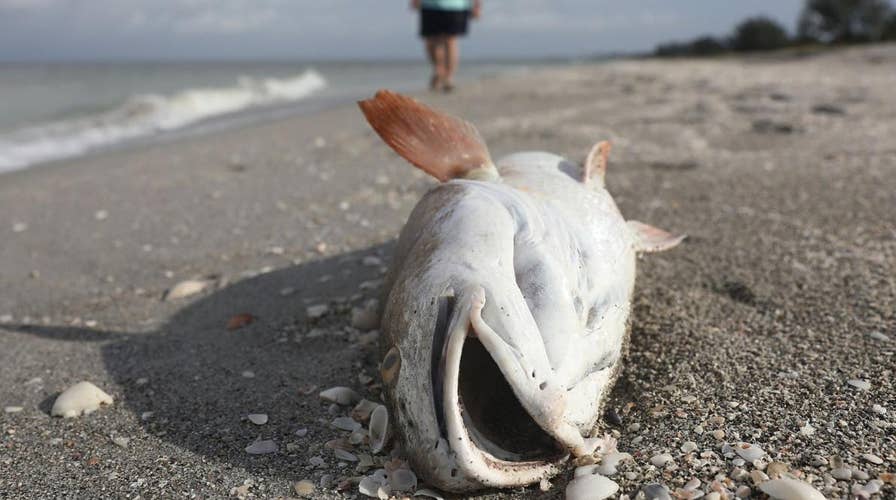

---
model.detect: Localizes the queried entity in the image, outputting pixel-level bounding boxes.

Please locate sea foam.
[0,69,327,172]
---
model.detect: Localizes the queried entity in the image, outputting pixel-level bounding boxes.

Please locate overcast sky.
[0,0,807,61]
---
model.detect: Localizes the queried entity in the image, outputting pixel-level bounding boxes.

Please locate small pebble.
[681,441,698,453]
[309,456,324,467]
[247,414,268,425]
[853,469,870,480]
[735,485,751,498]
[831,467,852,480]
[51,381,114,418]
[862,453,883,465]
[295,428,308,437]
[848,379,871,391]
[3,406,23,413]
[641,483,671,500]
[306,304,330,319]
[245,440,278,455]
[12,222,27,233]
[566,473,619,500]
[712,430,725,440]
[871,404,886,415]
[94,210,108,221]
[319,386,360,406]
[868,331,890,342]
[331,416,361,432]
[759,478,826,500]
[333,448,358,462]
[164,280,208,300]
[651,453,674,467]
[112,436,130,448]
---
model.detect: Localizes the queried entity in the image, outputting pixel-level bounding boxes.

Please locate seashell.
[306,304,329,319]
[565,472,619,500]
[293,480,315,497]
[332,416,362,432]
[247,413,268,425]
[594,452,632,476]
[848,379,871,390]
[352,399,380,423]
[319,386,361,406]
[650,453,674,467]
[333,448,358,462]
[735,442,765,461]
[359,476,383,498]
[389,468,418,492]
[245,439,277,455]
[368,404,390,454]
[413,488,445,500]
[758,478,826,500]
[51,381,114,418]
[164,280,208,300]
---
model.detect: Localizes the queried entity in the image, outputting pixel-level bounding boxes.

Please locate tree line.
[655,0,896,57]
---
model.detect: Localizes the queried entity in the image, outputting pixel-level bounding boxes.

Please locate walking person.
[411,0,481,92]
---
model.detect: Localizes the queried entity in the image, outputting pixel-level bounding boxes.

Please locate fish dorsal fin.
[359,90,496,182]
[628,220,686,253]
[584,140,611,185]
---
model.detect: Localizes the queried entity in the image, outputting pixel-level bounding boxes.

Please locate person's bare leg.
[443,36,459,92]
[424,37,442,90]
[430,36,449,91]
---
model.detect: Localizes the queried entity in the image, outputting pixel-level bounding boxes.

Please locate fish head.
[361,90,685,492]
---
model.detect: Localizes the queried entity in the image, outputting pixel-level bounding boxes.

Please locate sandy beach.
[1,45,894,499]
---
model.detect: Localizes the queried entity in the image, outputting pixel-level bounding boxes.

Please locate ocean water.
[0,60,540,173]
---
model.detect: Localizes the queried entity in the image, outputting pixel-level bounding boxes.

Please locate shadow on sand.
[10,242,394,477]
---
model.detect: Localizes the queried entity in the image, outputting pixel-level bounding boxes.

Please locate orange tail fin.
[358,90,495,182]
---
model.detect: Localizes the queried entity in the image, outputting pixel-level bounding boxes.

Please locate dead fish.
[359,90,684,492]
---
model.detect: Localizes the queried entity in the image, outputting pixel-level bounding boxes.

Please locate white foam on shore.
[0,69,327,172]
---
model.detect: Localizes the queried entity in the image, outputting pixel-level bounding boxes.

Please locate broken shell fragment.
[368,404,390,454]
[332,416,362,432]
[566,472,619,500]
[758,478,826,500]
[164,280,208,301]
[51,381,114,418]
[735,442,765,461]
[351,399,380,423]
[319,386,361,406]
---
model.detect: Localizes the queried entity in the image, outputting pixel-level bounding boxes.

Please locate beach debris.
[294,480,315,497]
[112,436,130,448]
[247,413,268,425]
[368,404,389,453]
[51,381,114,418]
[351,399,380,423]
[12,222,27,233]
[306,304,330,320]
[650,453,674,467]
[848,379,871,390]
[641,483,672,500]
[862,453,883,465]
[319,386,360,406]
[680,441,698,453]
[593,452,632,476]
[799,422,815,436]
[295,427,308,437]
[758,478,825,500]
[831,466,852,480]
[332,416,362,432]
[245,439,277,455]
[868,330,890,342]
[164,280,208,301]
[566,471,619,500]
[735,442,765,461]
[226,313,254,330]
[3,406,23,413]
[350,299,380,331]
[333,448,358,462]
[413,488,445,499]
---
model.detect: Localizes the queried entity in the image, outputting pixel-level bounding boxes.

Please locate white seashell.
[247,413,268,425]
[759,478,826,500]
[164,280,208,300]
[735,442,765,461]
[245,439,278,454]
[593,452,632,476]
[51,381,114,418]
[862,453,883,464]
[830,467,852,480]
[565,472,619,500]
[368,405,390,453]
[333,448,358,462]
[351,399,380,423]
[413,488,445,500]
[359,476,383,498]
[388,468,418,492]
[848,379,871,390]
[319,386,361,406]
[4,406,23,413]
[332,416,362,432]
[651,453,674,467]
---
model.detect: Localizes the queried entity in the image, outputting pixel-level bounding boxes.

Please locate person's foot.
[442,81,455,93]
[429,75,442,92]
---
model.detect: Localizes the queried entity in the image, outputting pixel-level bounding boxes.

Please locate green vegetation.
[655,0,896,57]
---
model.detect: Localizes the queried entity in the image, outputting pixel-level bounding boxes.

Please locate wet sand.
[1,44,894,499]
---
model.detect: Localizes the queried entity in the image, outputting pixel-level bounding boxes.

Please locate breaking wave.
[0,69,327,172]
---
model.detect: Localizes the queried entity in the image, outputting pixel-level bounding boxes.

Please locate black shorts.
[420,8,470,37]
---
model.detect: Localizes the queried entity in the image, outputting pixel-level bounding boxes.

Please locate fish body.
[360,91,683,492]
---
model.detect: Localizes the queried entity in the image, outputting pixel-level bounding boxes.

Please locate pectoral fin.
[628,220,686,253]
[358,90,497,182]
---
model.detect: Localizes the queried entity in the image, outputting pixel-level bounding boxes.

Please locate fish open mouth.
[435,292,568,486]
[457,337,565,462]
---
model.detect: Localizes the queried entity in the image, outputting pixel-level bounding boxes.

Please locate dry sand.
[1,45,894,499]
